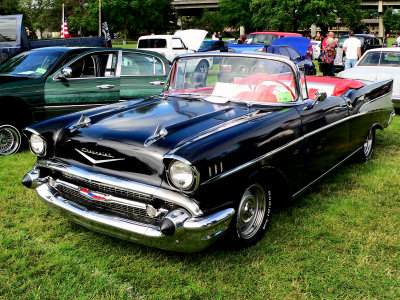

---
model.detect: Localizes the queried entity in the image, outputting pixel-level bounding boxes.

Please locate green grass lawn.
[1,117,400,298]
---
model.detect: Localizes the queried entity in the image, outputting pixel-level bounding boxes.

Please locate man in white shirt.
[342,32,361,70]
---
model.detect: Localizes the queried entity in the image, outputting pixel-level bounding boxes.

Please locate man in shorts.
[343,31,361,70]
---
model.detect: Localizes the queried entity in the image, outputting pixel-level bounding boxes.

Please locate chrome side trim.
[35,160,203,217]
[202,108,387,186]
[292,146,362,198]
[35,183,234,252]
[170,111,270,154]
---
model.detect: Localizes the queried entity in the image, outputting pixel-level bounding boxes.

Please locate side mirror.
[303,90,327,110]
[314,90,327,102]
[59,67,72,79]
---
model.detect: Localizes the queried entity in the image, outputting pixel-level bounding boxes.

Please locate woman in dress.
[320,38,336,76]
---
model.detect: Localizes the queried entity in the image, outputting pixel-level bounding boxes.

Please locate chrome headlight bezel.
[29,134,47,157]
[166,157,200,191]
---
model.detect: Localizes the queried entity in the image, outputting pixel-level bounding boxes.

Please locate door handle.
[149,81,165,86]
[97,84,115,89]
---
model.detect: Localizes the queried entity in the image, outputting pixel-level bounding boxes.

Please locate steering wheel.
[256,79,295,99]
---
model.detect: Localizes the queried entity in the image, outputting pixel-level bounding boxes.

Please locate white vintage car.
[338,48,400,111]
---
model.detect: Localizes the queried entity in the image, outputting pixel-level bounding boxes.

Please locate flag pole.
[99,0,101,37]
[62,3,65,39]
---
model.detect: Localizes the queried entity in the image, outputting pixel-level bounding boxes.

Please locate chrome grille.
[56,184,171,223]
[61,174,153,203]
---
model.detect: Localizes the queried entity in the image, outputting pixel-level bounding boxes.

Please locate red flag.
[61,18,71,38]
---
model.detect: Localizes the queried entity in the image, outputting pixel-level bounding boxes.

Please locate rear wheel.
[231,183,272,247]
[0,122,22,156]
[357,128,375,162]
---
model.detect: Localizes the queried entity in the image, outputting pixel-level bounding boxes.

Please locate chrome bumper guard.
[32,172,235,252]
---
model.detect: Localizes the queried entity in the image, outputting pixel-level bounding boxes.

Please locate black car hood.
[55,96,258,185]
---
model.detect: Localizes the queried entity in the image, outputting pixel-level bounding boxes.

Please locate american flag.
[61,17,71,38]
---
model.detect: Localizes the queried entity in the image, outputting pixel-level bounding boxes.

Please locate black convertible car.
[22,52,394,252]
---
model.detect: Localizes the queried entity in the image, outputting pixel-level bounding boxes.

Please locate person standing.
[342,31,361,70]
[212,32,218,40]
[315,31,322,41]
[396,34,400,46]
[321,32,337,75]
[322,32,336,49]
[218,31,223,41]
[305,33,313,59]
[320,38,336,76]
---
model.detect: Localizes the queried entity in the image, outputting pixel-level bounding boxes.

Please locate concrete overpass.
[172,0,400,35]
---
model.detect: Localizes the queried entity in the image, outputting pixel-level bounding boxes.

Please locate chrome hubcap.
[0,125,20,155]
[199,62,208,72]
[237,184,266,239]
[364,130,373,157]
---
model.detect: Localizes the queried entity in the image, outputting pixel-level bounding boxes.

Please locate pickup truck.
[228,32,302,53]
[0,14,107,64]
[137,29,207,62]
[0,46,170,155]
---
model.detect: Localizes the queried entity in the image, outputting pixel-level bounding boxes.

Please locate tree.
[194,10,226,34]
[219,0,252,32]
[383,7,400,33]
[0,0,22,15]
[250,0,363,34]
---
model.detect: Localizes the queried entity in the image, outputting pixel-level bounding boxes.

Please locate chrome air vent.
[208,162,224,177]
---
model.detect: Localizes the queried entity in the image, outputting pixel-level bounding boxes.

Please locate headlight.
[29,134,46,156]
[168,160,195,190]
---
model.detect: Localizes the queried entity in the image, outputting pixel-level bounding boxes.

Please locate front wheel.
[232,183,272,247]
[0,122,22,156]
[196,60,209,73]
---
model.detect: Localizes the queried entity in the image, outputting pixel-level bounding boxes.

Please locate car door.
[43,49,120,119]
[120,51,169,99]
[296,97,350,188]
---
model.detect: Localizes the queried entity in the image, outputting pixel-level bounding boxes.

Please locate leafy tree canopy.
[250,0,363,34]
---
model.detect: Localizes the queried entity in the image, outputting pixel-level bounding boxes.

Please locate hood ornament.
[75,148,125,164]
[144,124,168,147]
[70,114,91,133]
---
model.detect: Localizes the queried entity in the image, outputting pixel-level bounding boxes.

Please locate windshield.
[245,34,278,45]
[200,40,215,50]
[358,51,400,66]
[166,55,297,104]
[0,50,63,77]
[0,17,17,42]
[338,36,364,47]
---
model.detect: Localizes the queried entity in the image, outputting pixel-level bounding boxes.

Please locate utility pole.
[99,0,102,37]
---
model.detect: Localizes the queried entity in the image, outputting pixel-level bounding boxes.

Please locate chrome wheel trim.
[363,130,373,157]
[198,60,209,72]
[0,124,21,155]
[237,183,267,239]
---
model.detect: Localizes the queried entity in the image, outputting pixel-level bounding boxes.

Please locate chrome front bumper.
[31,173,234,252]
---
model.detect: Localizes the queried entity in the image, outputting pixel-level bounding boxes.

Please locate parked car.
[137,29,207,62]
[0,46,170,155]
[0,14,107,64]
[267,37,316,75]
[311,40,321,60]
[337,48,400,112]
[333,34,383,72]
[22,52,394,252]
[228,32,302,53]
[199,40,228,52]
